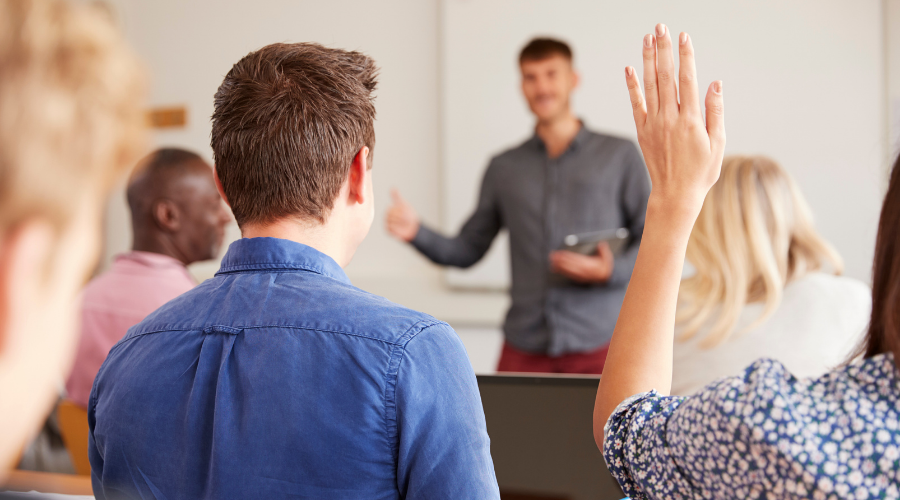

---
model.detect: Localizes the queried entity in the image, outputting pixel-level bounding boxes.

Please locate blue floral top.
[603,354,900,499]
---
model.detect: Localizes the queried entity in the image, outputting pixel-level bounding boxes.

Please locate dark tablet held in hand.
[560,228,630,256]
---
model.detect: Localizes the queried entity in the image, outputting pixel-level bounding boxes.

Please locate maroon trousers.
[496,342,609,374]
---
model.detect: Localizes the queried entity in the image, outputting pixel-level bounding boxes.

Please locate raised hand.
[593,24,725,451]
[627,24,725,215]
[386,189,421,242]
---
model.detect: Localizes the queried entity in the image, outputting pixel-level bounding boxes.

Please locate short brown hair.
[211,43,378,227]
[0,0,146,235]
[519,38,573,65]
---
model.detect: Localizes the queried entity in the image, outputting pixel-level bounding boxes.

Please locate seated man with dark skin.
[65,148,230,408]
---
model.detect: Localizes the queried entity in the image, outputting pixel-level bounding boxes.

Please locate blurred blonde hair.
[676,155,843,348]
[0,0,146,236]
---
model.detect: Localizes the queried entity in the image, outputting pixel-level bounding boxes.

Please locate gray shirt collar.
[529,119,590,154]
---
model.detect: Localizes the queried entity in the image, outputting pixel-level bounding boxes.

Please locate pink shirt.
[65,251,196,408]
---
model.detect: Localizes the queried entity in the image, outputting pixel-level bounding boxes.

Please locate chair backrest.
[56,400,91,476]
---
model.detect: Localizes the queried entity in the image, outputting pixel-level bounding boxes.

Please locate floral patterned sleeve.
[602,390,694,499]
[602,355,900,500]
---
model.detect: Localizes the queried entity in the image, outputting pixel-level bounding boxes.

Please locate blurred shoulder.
[788,271,871,308]
[586,129,638,150]
[488,136,540,167]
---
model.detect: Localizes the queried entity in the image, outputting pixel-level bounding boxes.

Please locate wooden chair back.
[56,400,91,476]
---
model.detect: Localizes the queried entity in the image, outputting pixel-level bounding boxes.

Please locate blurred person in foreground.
[594,24,900,498]
[672,155,870,395]
[387,38,650,374]
[89,43,498,499]
[0,0,145,479]
[64,147,230,409]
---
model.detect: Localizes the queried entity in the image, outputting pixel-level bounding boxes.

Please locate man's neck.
[132,234,189,265]
[535,112,581,159]
[241,218,351,267]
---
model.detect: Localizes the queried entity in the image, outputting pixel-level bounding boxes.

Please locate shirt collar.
[530,119,590,154]
[114,251,187,270]
[216,237,350,285]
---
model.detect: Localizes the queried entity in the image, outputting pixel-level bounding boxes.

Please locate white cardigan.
[671,272,872,396]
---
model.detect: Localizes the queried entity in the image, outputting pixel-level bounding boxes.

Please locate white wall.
[888,0,900,161]
[99,1,898,339]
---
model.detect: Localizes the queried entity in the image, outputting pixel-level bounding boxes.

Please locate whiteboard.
[440,0,885,289]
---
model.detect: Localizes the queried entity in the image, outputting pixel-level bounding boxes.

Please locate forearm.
[593,196,699,444]
[607,236,640,285]
[410,224,491,268]
[592,22,724,451]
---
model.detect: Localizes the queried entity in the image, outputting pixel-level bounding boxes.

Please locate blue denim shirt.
[88,237,499,500]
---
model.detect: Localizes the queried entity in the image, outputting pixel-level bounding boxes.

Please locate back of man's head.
[127,147,205,217]
[211,43,378,228]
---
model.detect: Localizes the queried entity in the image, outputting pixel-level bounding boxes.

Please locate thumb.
[597,242,613,260]
[390,188,405,206]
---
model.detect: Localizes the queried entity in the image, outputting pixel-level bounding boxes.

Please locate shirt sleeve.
[394,322,500,499]
[603,359,807,500]
[608,143,651,285]
[410,163,502,268]
[87,371,108,499]
[602,391,695,499]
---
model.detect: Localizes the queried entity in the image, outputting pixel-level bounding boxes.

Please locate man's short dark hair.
[211,42,378,226]
[519,38,573,65]
[126,148,204,215]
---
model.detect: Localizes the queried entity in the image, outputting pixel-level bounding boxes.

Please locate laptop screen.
[477,374,624,500]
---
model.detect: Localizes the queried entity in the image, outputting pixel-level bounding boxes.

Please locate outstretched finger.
[677,32,700,116]
[705,81,726,153]
[625,66,647,126]
[654,23,678,115]
[642,34,659,115]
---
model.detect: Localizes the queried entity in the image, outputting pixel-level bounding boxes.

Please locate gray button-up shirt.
[412,125,650,356]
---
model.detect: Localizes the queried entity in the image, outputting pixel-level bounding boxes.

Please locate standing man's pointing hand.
[386,189,421,242]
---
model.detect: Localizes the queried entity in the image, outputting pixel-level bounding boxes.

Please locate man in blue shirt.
[88,42,499,499]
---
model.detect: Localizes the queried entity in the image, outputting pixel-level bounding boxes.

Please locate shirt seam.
[112,322,435,355]
[381,319,445,486]
[216,263,331,275]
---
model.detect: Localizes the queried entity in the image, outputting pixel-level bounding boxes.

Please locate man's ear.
[348,147,370,205]
[0,220,54,358]
[151,199,181,233]
[212,166,230,208]
[571,70,581,91]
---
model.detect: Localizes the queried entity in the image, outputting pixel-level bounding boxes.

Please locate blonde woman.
[671,156,870,395]
[0,0,145,476]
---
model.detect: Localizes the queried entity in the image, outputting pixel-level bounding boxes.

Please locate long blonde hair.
[676,155,843,347]
[0,0,146,237]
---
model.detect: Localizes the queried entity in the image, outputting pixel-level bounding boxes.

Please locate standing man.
[65,148,231,408]
[387,38,650,374]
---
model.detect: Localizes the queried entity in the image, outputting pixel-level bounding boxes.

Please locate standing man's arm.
[606,144,652,286]
[394,323,500,499]
[386,166,502,268]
